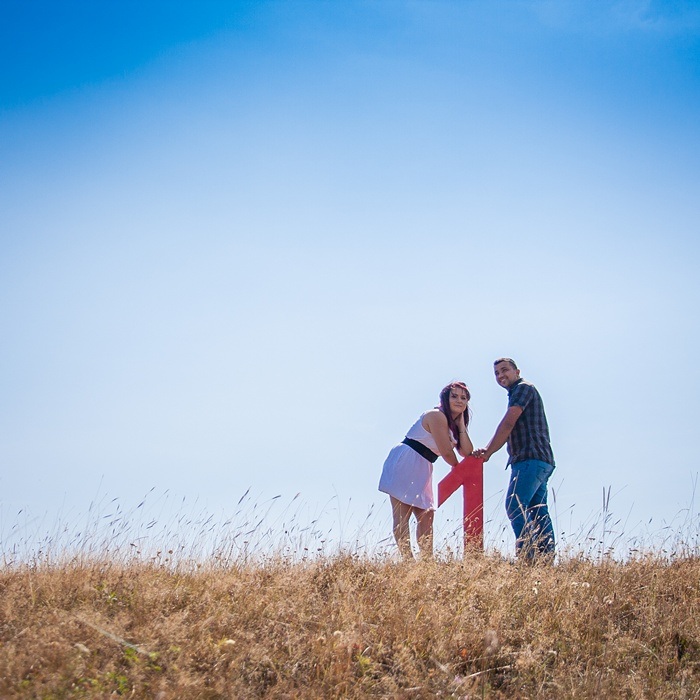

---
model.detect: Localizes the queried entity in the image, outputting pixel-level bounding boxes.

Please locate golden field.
[1,552,699,699]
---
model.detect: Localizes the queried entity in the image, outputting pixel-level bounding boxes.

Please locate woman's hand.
[453,412,472,457]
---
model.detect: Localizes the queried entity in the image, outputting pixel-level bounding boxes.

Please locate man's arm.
[476,406,523,462]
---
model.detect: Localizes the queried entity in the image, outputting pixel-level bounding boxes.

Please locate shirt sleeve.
[508,383,533,410]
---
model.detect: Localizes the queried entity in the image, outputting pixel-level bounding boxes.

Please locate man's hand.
[477,406,522,464]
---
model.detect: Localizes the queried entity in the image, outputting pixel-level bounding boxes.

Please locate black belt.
[402,437,439,463]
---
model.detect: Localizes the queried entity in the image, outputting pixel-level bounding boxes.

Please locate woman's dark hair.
[439,381,471,440]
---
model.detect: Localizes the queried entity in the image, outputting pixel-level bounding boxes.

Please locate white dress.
[378,412,456,510]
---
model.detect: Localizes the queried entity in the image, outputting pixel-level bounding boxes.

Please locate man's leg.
[390,496,414,559]
[506,461,551,559]
[526,464,555,557]
[505,467,529,557]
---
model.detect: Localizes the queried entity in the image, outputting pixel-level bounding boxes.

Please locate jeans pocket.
[539,463,555,481]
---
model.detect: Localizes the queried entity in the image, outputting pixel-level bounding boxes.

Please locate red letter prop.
[437,456,484,552]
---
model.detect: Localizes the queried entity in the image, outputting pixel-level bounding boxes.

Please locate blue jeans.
[506,459,555,560]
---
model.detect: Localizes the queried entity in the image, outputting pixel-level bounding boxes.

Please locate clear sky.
[2,0,699,559]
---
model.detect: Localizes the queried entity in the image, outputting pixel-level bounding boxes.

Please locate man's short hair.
[494,357,518,370]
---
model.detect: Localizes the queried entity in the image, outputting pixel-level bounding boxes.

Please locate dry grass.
[1,553,700,699]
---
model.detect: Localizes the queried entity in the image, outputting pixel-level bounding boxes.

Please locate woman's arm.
[422,410,459,468]
[454,413,474,457]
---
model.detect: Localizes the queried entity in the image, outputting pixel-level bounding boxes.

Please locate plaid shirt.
[506,378,555,467]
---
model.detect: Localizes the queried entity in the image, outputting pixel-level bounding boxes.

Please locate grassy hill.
[1,553,699,698]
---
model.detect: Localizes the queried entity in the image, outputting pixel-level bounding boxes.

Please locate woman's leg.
[390,496,414,559]
[414,507,434,559]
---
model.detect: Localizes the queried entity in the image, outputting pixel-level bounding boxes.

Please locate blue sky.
[2,1,699,558]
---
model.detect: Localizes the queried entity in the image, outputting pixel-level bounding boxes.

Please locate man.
[475,358,556,561]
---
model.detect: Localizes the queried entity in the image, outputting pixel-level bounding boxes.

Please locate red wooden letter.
[437,456,484,552]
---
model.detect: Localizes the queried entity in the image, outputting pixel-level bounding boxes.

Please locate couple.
[378,358,556,562]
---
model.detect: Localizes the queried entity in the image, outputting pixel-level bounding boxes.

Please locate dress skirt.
[378,443,434,510]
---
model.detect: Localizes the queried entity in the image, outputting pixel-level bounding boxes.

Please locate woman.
[378,381,473,559]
